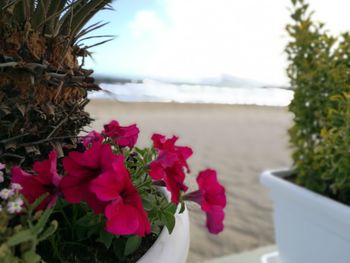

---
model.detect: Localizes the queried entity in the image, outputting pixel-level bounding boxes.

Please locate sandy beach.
[86,100,293,263]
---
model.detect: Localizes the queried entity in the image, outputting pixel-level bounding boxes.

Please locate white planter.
[261,169,350,263]
[137,191,190,263]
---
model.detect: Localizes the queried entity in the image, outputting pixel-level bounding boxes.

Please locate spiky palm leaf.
[0,0,113,168]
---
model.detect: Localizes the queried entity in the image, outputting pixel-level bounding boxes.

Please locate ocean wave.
[88,79,293,107]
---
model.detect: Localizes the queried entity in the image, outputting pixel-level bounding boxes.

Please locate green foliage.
[315,93,350,202]
[287,0,350,203]
[124,236,142,256]
[37,146,179,262]
[0,196,57,263]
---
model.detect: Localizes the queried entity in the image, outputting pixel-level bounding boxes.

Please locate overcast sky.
[85,0,350,86]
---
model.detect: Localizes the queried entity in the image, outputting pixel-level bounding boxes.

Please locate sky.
[85,0,350,86]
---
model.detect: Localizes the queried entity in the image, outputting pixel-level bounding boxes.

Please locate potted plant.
[0,1,227,262]
[261,0,350,262]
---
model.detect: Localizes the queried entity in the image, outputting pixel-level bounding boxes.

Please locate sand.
[85,100,293,263]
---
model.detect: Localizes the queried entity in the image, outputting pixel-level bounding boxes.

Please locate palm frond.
[73,21,109,43]
[31,0,51,30]
[77,34,115,43]
[1,0,113,41]
[82,37,115,50]
[59,0,112,39]
[1,0,21,11]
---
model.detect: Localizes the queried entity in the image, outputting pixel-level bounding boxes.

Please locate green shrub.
[315,93,350,203]
[287,0,350,203]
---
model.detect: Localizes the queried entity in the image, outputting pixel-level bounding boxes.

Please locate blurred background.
[82,1,350,262]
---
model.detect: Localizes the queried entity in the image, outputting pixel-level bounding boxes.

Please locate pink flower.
[185,169,226,234]
[81,130,103,147]
[90,156,151,236]
[150,161,188,204]
[151,134,192,171]
[103,120,139,148]
[11,151,61,210]
[60,142,118,213]
[149,134,193,203]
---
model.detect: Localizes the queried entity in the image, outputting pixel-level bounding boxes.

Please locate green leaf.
[142,195,154,211]
[23,250,41,263]
[27,193,49,214]
[124,236,142,256]
[87,223,102,238]
[112,238,125,259]
[165,203,177,215]
[163,212,176,234]
[6,229,33,246]
[31,207,53,235]
[97,230,114,249]
[75,212,98,226]
[179,201,186,214]
[74,213,102,240]
[151,225,161,235]
[38,220,58,242]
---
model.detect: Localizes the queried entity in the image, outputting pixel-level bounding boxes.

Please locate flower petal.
[100,144,120,171]
[60,175,90,203]
[197,169,226,211]
[105,199,141,236]
[103,121,139,148]
[33,151,61,186]
[85,191,108,214]
[90,169,124,202]
[149,161,166,180]
[69,142,102,169]
[206,206,225,234]
[11,167,53,210]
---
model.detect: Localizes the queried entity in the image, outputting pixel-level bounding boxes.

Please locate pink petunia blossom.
[60,141,118,213]
[149,134,192,203]
[184,169,226,234]
[151,134,192,171]
[81,130,103,148]
[11,151,61,210]
[90,156,151,236]
[150,161,188,204]
[103,120,139,148]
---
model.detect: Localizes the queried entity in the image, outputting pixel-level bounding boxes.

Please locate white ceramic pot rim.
[261,169,350,263]
[260,169,350,228]
[136,188,190,263]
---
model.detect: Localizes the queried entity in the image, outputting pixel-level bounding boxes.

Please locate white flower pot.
[137,191,190,263]
[261,169,350,263]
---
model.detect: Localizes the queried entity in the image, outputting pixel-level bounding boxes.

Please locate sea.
[88,79,293,107]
